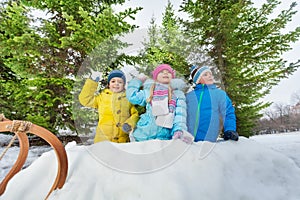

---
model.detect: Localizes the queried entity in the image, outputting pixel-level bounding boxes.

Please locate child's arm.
[126,78,147,106]
[78,79,98,108]
[123,105,139,131]
[222,94,236,132]
[172,90,188,134]
[220,93,239,141]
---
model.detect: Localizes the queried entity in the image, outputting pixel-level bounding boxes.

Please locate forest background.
[1,0,300,139]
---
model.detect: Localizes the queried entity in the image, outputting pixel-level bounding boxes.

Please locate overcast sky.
[115,0,300,105]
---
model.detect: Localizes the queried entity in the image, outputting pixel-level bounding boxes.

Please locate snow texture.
[1,132,300,200]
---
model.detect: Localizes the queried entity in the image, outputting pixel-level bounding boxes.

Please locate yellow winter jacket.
[79,79,139,143]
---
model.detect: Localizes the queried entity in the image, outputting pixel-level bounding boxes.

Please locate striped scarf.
[151,83,176,113]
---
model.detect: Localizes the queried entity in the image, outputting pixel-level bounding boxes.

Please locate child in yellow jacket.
[79,70,139,143]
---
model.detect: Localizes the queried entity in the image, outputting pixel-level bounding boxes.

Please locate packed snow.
[1,132,300,200]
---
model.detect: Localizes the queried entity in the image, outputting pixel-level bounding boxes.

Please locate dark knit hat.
[108,70,126,83]
[190,65,211,83]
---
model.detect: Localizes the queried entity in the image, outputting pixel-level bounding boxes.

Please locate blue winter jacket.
[126,78,187,141]
[186,84,236,142]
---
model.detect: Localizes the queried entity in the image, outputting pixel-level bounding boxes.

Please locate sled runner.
[0,114,68,199]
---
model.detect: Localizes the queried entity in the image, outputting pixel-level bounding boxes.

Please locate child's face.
[109,77,125,93]
[197,71,214,85]
[156,69,172,84]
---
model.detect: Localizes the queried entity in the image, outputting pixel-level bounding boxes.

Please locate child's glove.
[181,135,194,144]
[136,73,148,83]
[172,131,183,139]
[173,131,194,144]
[128,69,148,83]
[122,123,132,133]
[90,70,101,82]
[224,130,239,141]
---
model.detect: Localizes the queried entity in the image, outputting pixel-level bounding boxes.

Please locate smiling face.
[197,71,214,85]
[109,77,125,93]
[156,69,173,84]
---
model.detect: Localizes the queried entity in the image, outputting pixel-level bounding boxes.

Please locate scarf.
[151,83,176,113]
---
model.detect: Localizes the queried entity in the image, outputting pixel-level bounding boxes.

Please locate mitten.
[181,135,194,144]
[224,130,239,141]
[172,131,183,139]
[181,130,194,144]
[173,131,194,144]
[136,73,148,83]
[122,123,132,133]
[90,70,101,82]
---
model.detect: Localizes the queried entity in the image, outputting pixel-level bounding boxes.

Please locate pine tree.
[0,0,141,133]
[180,0,300,137]
[138,1,189,77]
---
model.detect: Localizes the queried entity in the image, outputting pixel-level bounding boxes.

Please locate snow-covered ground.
[0,132,300,200]
[0,134,52,181]
[251,132,300,168]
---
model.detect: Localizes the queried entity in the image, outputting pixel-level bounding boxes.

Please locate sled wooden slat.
[29,123,68,191]
[0,130,29,195]
[0,119,68,199]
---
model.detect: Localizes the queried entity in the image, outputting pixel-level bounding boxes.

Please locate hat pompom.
[190,65,211,83]
[190,65,197,72]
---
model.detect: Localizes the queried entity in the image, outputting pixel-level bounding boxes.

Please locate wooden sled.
[0,114,68,199]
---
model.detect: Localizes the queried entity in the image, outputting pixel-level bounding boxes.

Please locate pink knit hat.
[152,64,176,80]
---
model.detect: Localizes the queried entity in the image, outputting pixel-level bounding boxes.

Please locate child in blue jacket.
[186,65,239,142]
[126,64,188,142]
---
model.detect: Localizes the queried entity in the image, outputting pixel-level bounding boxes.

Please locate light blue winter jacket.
[126,78,187,141]
[186,84,236,142]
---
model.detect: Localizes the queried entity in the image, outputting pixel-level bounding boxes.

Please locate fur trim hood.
[143,78,187,92]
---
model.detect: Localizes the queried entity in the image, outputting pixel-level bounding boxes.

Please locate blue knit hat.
[190,65,211,83]
[108,70,126,83]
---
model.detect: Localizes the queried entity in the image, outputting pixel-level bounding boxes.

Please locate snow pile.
[1,136,300,200]
[251,133,300,167]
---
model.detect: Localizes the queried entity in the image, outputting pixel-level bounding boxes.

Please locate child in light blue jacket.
[126,64,188,141]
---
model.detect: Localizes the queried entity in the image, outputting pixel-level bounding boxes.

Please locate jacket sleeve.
[222,94,237,132]
[172,90,187,134]
[124,104,139,129]
[126,78,147,106]
[78,79,98,108]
